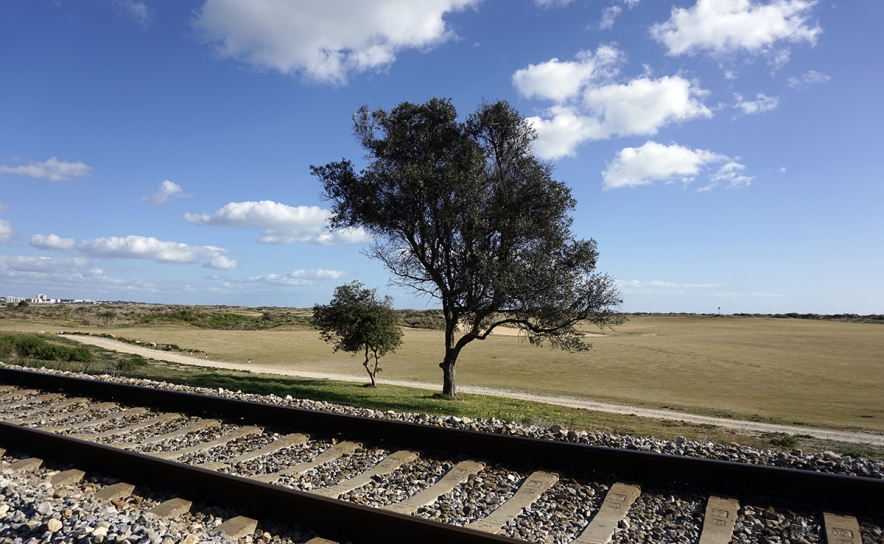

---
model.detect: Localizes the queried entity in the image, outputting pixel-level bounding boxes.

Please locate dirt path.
[65,335,884,447]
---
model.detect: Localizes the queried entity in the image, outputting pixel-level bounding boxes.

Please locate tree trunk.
[440,354,457,398]
[441,307,459,398]
[363,347,376,386]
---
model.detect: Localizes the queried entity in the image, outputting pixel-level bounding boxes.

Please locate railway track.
[0,366,882,544]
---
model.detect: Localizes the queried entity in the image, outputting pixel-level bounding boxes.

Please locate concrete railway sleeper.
[0,368,882,543]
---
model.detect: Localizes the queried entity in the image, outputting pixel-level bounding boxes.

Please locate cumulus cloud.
[143,180,190,203]
[0,157,93,182]
[513,45,711,159]
[787,69,830,88]
[185,200,372,245]
[650,0,821,65]
[246,268,346,286]
[512,45,623,103]
[204,255,238,270]
[599,6,622,29]
[30,234,76,251]
[534,0,575,6]
[602,141,752,190]
[77,235,235,268]
[193,0,477,85]
[733,92,779,114]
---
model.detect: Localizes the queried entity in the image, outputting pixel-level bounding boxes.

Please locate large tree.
[311,99,623,398]
[312,281,403,386]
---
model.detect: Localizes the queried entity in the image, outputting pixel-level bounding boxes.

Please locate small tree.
[312,282,403,386]
[312,98,624,398]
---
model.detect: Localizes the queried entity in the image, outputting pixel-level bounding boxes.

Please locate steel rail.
[1,366,882,513]
[0,422,518,544]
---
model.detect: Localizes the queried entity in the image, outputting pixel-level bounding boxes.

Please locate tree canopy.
[312,281,403,386]
[311,98,623,397]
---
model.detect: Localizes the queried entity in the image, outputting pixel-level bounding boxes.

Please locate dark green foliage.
[841,447,872,459]
[398,309,445,330]
[313,282,403,386]
[0,333,92,363]
[312,98,624,397]
[17,300,29,308]
[116,354,148,371]
[768,433,799,448]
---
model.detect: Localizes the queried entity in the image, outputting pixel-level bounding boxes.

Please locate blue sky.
[1,0,881,313]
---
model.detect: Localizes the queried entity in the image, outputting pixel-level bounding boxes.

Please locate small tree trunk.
[363,347,376,386]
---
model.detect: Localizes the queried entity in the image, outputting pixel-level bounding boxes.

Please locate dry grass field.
[3,314,881,434]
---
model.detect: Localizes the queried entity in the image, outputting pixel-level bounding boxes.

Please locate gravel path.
[64,334,884,447]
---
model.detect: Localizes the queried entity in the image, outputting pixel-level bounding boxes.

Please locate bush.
[841,447,871,459]
[768,433,798,448]
[70,346,93,363]
[116,354,148,371]
[1,333,93,363]
[0,335,15,358]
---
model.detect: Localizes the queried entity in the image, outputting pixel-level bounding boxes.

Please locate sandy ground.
[64,335,884,447]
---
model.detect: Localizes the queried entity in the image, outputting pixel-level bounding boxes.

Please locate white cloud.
[621,0,640,6]
[0,157,93,182]
[602,141,752,190]
[534,0,575,6]
[143,180,190,203]
[185,200,372,245]
[0,220,14,244]
[0,255,102,277]
[733,92,779,114]
[788,69,830,88]
[512,45,623,103]
[599,6,622,29]
[650,0,821,64]
[246,268,346,286]
[193,0,478,85]
[703,160,753,190]
[77,235,234,267]
[616,279,725,295]
[111,0,151,26]
[30,234,76,251]
[514,45,711,159]
[779,166,787,172]
[0,203,13,244]
[204,255,238,270]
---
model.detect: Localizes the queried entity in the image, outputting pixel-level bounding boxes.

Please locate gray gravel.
[134,424,235,454]
[414,463,524,526]
[500,475,611,543]
[221,440,334,477]
[280,447,389,492]
[338,457,455,507]
[730,502,821,543]
[0,454,316,544]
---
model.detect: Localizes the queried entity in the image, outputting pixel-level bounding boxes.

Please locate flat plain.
[3,314,882,434]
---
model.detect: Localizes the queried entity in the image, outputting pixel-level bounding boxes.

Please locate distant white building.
[6,296,24,303]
